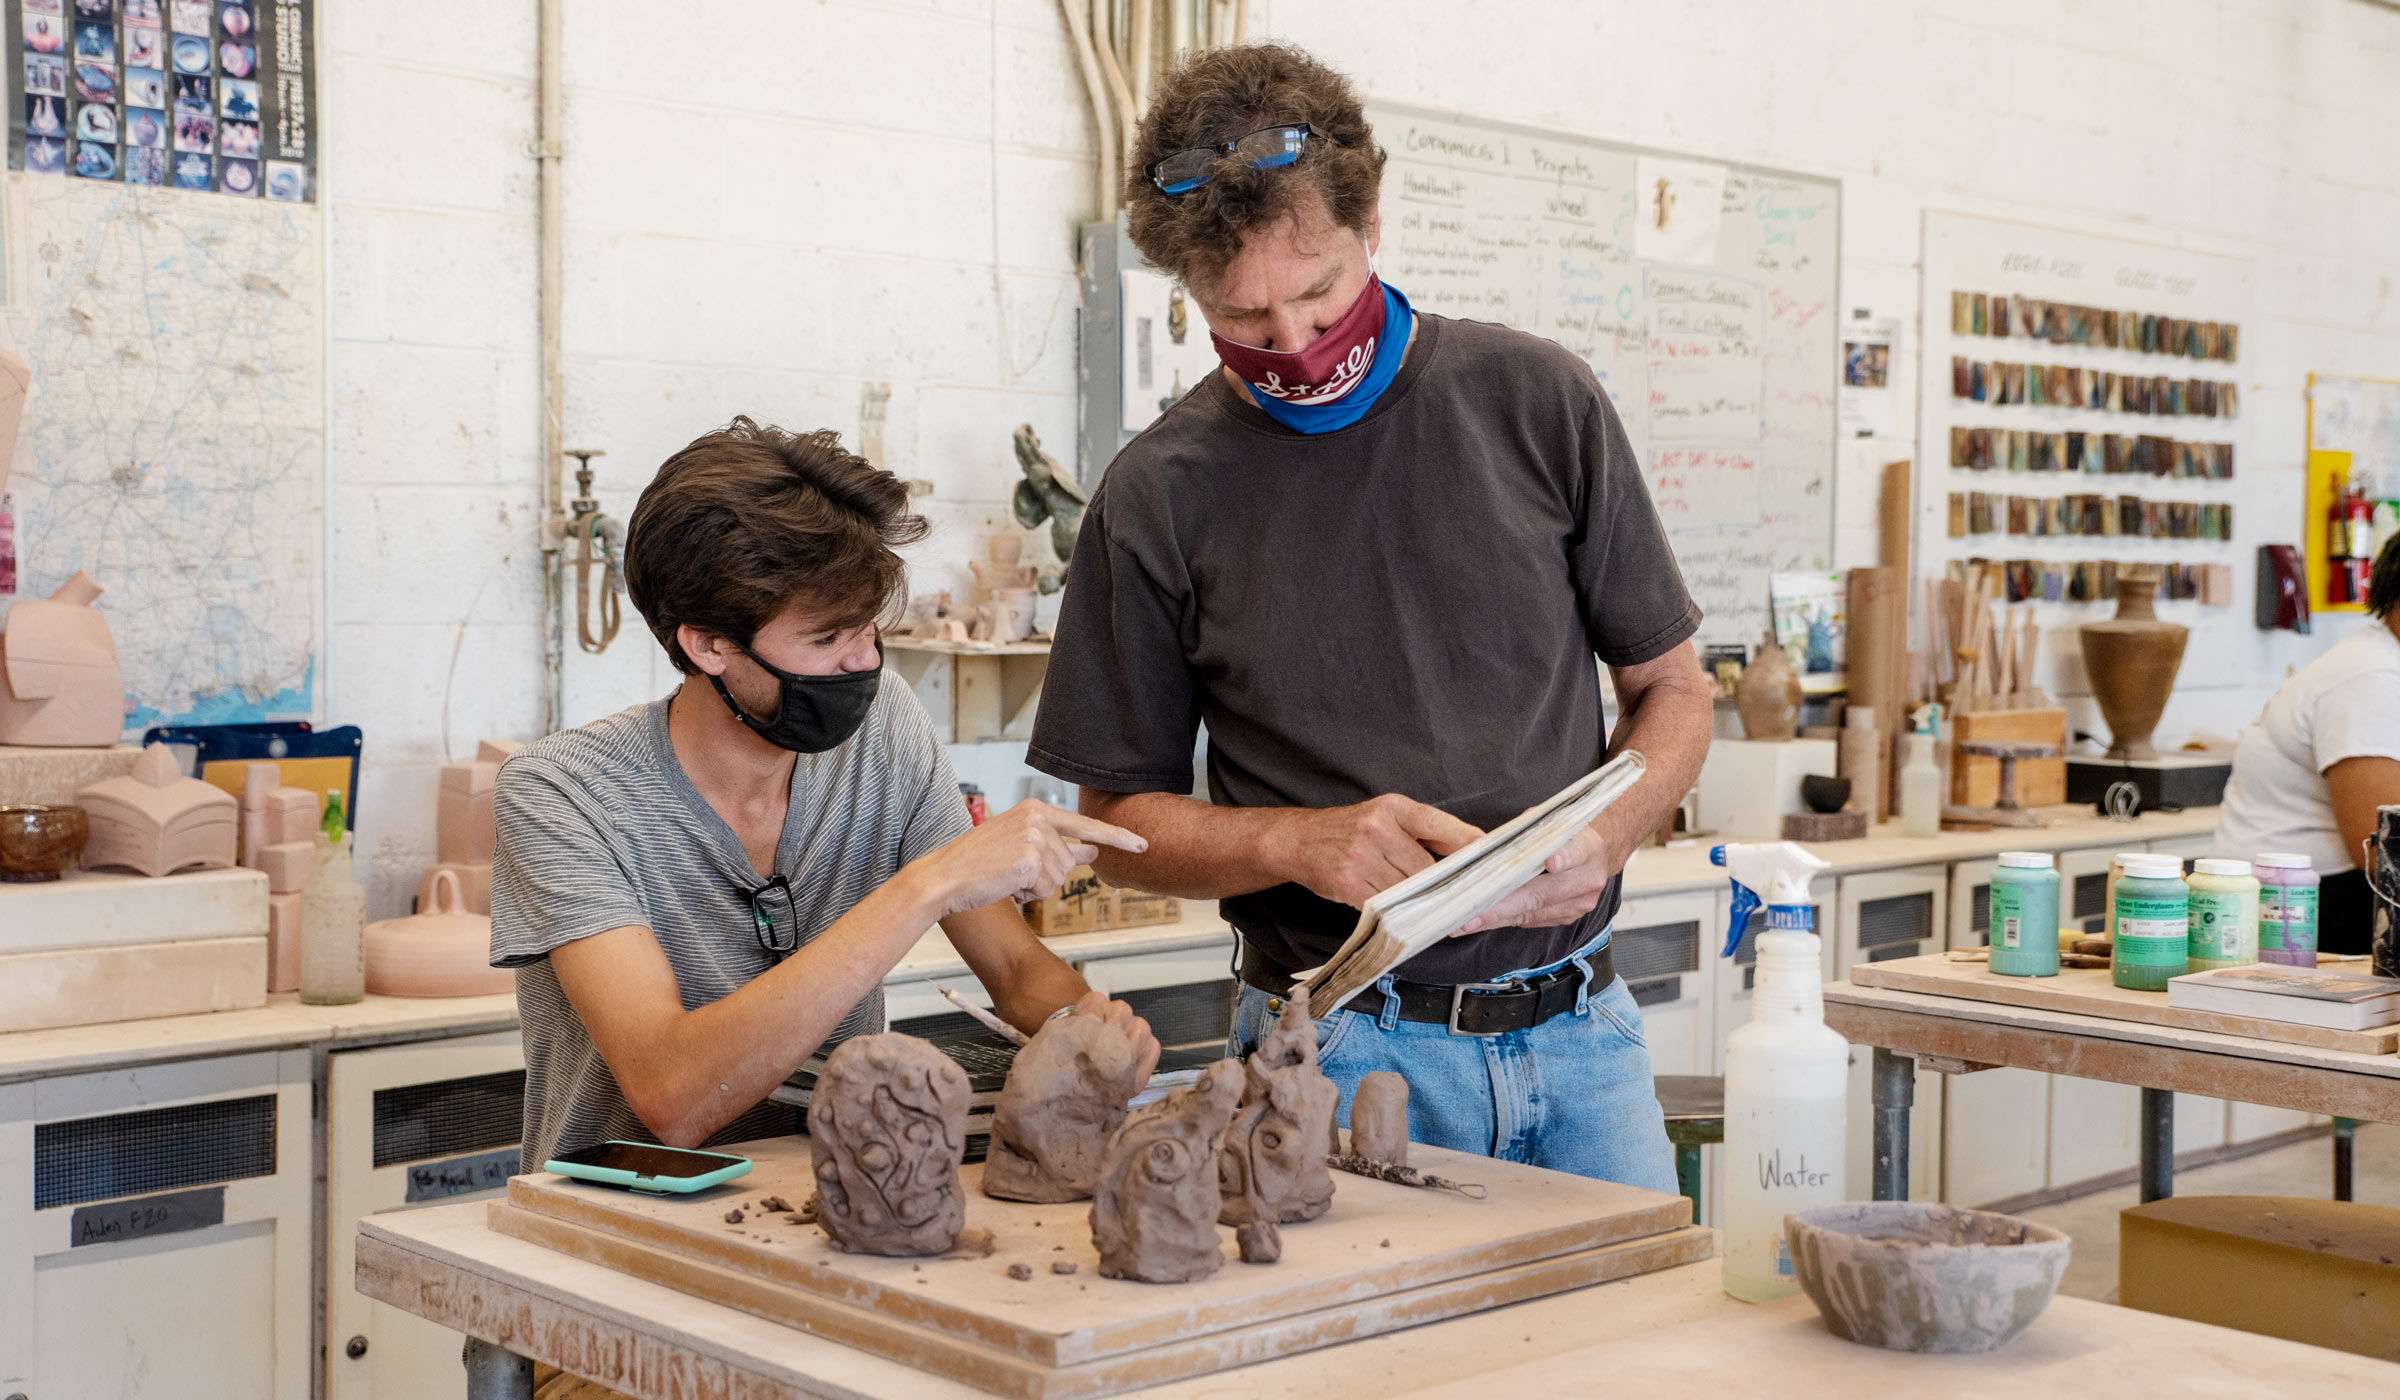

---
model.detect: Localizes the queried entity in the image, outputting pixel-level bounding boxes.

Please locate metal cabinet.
[1074,940,1239,1057]
[1832,867,1947,1202]
[326,1032,526,1400]
[1610,891,1719,1079]
[0,1050,314,1400]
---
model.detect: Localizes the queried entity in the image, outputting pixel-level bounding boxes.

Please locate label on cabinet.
[403,1146,519,1203]
[70,1185,225,1247]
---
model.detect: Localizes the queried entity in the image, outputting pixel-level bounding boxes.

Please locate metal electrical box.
[1077,216,1219,489]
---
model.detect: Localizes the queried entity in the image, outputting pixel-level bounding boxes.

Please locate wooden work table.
[1827,965,2400,1203]
[359,1199,2397,1398]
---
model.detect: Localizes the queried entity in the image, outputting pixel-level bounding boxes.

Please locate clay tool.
[1325,1153,1488,1199]
[937,985,1029,1046]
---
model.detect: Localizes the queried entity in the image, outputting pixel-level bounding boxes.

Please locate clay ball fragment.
[1007,1262,1034,1281]
[1051,1259,1077,1275]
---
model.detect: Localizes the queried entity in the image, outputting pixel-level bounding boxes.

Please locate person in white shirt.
[2214,534,2400,952]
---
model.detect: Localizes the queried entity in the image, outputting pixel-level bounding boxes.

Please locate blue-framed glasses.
[1146,122,1327,196]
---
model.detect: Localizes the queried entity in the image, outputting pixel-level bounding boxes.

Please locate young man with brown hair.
[1029,47,1715,1188]
[493,417,1159,1179]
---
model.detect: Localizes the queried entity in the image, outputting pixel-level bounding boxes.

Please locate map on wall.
[2,170,321,728]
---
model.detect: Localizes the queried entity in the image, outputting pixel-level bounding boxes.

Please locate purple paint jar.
[2255,852,2319,966]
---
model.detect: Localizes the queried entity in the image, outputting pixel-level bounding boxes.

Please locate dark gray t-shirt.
[1028,311,1700,990]
[492,686,970,1170]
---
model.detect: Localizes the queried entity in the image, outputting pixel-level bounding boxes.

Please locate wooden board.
[1404,1292,2400,1398]
[1950,707,2067,808]
[491,1137,1704,1398]
[1847,954,2400,1054]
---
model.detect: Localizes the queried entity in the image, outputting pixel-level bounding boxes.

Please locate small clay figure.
[1349,1071,1410,1166]
[1010,424,1089,568]
[983,1006,1139,1203]
[1090,1059,1243,1284]
[1219,989,1338,1238]
[808,1033,971,1257]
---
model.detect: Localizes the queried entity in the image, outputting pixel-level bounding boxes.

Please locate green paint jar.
[1988,851,2060,977]
[2185,858,2260,973]
[2112,854,2190,991]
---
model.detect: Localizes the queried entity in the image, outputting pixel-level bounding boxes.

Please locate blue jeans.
[1229,931,1678,1193]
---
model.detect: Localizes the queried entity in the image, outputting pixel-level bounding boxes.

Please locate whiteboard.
[1367,101,1841,651]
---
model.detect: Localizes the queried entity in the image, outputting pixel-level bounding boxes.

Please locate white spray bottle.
[1713,841,1849,1303]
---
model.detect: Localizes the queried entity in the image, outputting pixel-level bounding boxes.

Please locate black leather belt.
[1334,942,1616,1037]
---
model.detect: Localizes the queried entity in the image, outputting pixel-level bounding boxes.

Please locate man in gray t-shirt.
[493,418,1157,1173]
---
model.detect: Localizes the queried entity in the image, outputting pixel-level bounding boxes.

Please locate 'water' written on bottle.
[1757,1150,1834,1191]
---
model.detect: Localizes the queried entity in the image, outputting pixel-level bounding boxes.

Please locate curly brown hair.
[624,417,926,674]
[1125,44,1386,291]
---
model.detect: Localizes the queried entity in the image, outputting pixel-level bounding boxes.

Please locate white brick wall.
[325,0,2400,913]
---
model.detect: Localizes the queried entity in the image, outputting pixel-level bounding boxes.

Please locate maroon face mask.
[1209,274,1388,405]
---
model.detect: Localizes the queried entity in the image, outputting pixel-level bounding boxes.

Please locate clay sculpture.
[1348,1071,1410,1166]
[1736,630,1802,741]
[364,869,510,997]
[982,1005,1139,1203]
[75,742,237,877]
[1218,988,1338,1262]
[1010,424,1089,567]
[808,1033,972,1256]
[2078,569,2187,760]
[0,571,125,748]
[1091,1059,1244,1283]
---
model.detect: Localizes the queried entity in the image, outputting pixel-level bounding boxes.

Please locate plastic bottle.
[1899,707,1942,839]
[2111,854,2190,991]
[300,788,367,1004]
[2255,853,2320,967]
[2186,858,2260,972]
[1988,851,2061,977]
[1713,843,1848,1303]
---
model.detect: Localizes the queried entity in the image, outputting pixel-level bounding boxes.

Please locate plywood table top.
[1406,1292,2400,1398]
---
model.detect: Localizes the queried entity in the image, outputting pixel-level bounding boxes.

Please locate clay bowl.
[1799,774,1851,815]
[0,804,90,882]
[1785,1202,2069,1354]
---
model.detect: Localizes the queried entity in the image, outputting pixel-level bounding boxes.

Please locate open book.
[1294,751,1648,1012]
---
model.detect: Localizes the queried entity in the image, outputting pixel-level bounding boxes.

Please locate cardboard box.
[1021,866,1180,937]
[2120,1194,2400,1362]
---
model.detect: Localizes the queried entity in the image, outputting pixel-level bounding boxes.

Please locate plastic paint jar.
[1988,852,2061,977]
[2112,854,2190,991]
[2186,858,2261,973]
[2255,853,2320,966]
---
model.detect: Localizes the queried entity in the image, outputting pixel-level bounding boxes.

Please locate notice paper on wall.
[6,0,313,201]
[1840,314,1898,438]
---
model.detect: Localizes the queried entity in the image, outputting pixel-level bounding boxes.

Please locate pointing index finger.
[1047,810,1149,854]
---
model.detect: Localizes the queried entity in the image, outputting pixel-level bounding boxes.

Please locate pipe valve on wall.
[558,448,624,655]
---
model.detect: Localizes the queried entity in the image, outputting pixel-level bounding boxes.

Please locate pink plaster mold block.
[0,348,28,500]
[75,743,237,877]
[239,763,319,894]
[266,891,302,993]
[0,571,125,748]
[437,758,498,866]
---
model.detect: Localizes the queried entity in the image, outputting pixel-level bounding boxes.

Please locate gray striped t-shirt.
[491,684,971,1170]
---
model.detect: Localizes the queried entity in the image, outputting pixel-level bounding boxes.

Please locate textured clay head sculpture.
[1091,1059,1244,1283]
[807,1033,971,1256]
[983,1007,1139,1203]
[1218,987,1338,1243]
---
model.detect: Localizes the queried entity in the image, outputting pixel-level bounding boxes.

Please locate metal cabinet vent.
[1616,919,1700,1006]
[36,1094,276,1210]
[1856,892,1935,949]
[2073,872,2110,924]
[1970,883,1992,939]
[898,981,1237,1054]
[372,1070,526,1169]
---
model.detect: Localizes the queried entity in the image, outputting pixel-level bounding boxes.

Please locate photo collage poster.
[8,0,311,200]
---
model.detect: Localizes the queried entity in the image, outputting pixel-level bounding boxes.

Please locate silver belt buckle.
[1447,979,1528,1037]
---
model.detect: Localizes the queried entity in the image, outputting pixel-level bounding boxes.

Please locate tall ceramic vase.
[2079,570,2186,760]
[1737,630,1802,740]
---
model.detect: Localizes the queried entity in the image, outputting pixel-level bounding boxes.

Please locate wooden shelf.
[885,637,1052,656]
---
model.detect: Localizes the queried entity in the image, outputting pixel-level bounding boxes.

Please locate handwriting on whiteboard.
[1648,446,1763,531]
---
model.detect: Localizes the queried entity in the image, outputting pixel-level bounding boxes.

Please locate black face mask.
[707,641,882,754]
